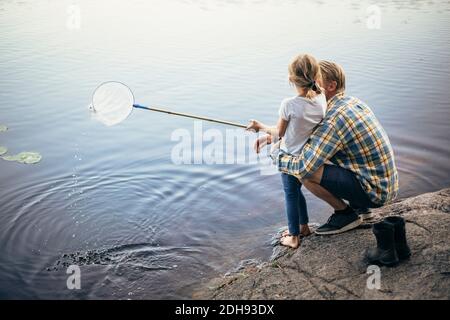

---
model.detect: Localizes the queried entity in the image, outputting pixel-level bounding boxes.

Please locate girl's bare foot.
[280,235,300,249]
[300,225,312,237]
[282,225,312,238]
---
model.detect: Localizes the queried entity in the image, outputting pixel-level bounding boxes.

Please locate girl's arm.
[276,117,288,139]
[247,117,288,140]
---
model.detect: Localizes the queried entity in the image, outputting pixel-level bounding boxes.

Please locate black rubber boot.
[366,221,399,267]
[384,216,411,260]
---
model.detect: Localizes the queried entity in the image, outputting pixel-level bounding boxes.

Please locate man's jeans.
[319,164,381,209]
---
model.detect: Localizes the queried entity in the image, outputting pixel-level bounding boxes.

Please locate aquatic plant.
[0,124,42,164]
[2,152,42,164]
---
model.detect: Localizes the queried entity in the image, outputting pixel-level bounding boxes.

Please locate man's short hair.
[319,60,346,92]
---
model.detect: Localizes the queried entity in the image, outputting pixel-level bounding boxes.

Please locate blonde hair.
[288,54,322,99]
[319,60,346,92]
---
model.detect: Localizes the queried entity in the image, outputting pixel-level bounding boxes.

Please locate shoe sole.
[315,217,363,235]
[368,259,399,267]
[359,212,375,221]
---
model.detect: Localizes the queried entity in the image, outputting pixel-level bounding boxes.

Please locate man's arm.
[278,121,342,180]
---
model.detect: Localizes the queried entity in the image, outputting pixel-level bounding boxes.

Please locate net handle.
[133,104,247,128]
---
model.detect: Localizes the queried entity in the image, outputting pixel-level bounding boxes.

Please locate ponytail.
[288,54,323,100]
[305,79,322,99]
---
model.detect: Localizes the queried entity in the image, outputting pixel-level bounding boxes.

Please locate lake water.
[0,0,449,299]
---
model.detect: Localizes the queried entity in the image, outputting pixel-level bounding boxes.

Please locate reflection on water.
[0,0,449,299]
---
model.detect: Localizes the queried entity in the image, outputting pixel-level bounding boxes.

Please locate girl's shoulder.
[281,95,309,108]
[280,94,327,119]
[279,96,300,114]
[282,94,326,107]
[312,93,327,108]
[281,95,299,106]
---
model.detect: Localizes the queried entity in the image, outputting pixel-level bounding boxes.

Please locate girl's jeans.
[281,173,309,236]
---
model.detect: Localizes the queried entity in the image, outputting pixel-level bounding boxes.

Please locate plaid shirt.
[278,92,399,206]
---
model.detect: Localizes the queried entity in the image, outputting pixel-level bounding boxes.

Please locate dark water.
[0,0,449,299]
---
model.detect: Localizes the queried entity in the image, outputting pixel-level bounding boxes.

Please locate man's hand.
[254,134,272,154]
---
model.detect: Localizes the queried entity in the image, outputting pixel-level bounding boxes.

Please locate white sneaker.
[354,208,374,221]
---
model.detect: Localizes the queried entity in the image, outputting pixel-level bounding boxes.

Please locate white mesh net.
[90,82,134,126]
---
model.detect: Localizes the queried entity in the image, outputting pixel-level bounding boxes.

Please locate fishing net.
[89,81,134,126]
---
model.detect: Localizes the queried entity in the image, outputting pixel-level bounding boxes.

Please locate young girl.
[247,54,327,248]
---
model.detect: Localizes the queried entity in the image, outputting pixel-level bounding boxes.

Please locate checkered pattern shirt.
[278,92,399,206]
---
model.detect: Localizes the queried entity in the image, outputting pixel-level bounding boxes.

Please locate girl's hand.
[254,134,272,153]
[246,119,264,132]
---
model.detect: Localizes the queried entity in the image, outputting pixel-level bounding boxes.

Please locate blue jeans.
[281,173,309,236]
[319,164,381,209]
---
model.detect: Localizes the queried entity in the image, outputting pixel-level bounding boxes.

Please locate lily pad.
[2,152,42,164]
[0,124,7,132]
[0,146,7,155]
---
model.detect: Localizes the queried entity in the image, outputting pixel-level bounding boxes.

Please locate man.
[258,61,398,235]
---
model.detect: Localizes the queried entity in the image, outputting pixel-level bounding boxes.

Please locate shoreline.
[196,188,450,300]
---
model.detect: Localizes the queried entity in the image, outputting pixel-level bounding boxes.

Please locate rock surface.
[198,188,450,300]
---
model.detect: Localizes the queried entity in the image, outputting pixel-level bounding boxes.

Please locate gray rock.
[198,188,450,300]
